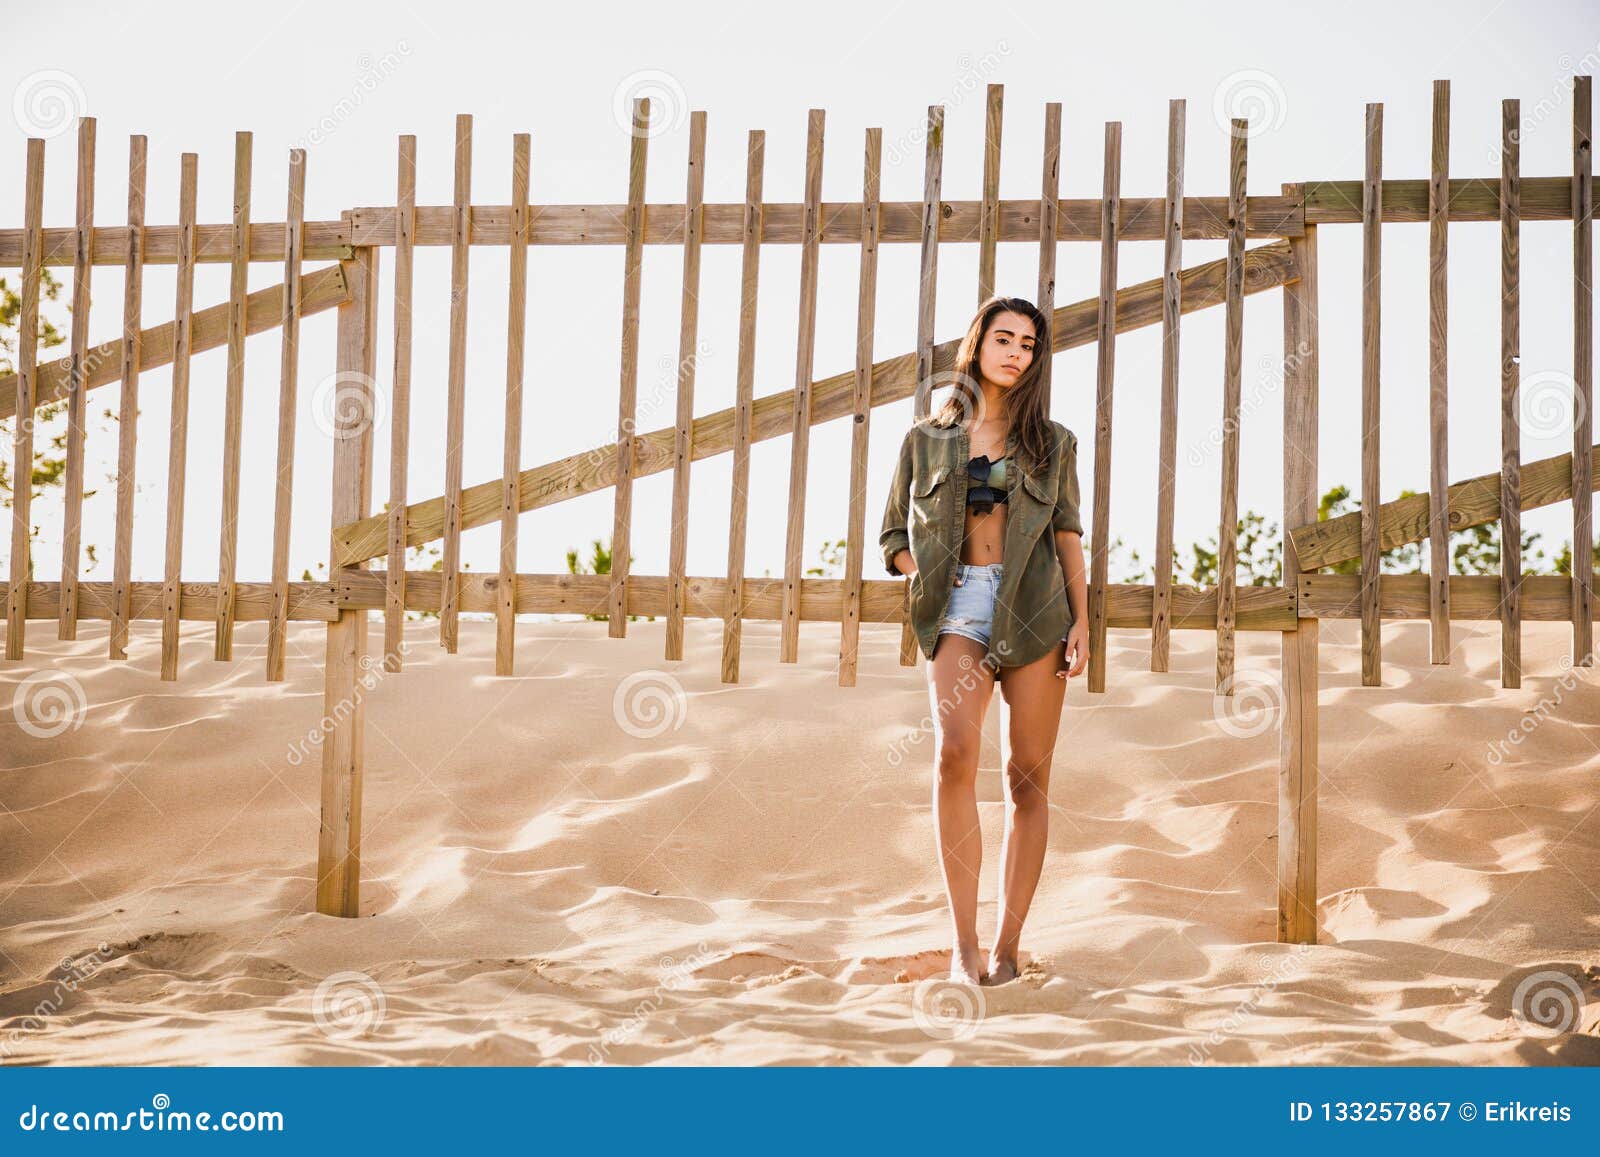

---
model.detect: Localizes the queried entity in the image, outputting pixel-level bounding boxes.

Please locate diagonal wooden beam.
[0,260,351,421]
[332,240,1301,566]
[1289,444,1600,571]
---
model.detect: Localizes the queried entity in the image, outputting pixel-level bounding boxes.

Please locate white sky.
[4,0,1599,591]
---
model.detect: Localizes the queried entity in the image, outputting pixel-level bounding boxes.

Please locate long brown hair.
[925,295,1054,473]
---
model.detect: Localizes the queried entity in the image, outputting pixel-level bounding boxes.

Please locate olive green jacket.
[878,418,1084,670]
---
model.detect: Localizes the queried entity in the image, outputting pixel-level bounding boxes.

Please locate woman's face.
[978,310,1036,390]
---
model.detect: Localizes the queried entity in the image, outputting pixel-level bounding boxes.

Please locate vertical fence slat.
[904,104,944,666]
[780,108,825,665]
[608,98,649,637]
[1034,103,1060,412]
[1360,103,1383,687]
[58,117,95,641]
[1280,198,1320,945]
[215,131,252,661]
[1086,121,1120,695]
[109,136,147,661]
[838,127,882,687]
[160,153,198,682]
[440,113,472,654]
[5,138,44,661]
[496,132,530,677]
[977,84,1002,305]
[317,243,377,919]
[266,149,306,682]
[1151,99,1184,673]
[1216,118,1247,692]
[1428,81,1451,664]
[1572,75,1594,668]
[720,129,765,684]
[1501,98,1522,688]
[665,110,707,662]
[386,135,416,672]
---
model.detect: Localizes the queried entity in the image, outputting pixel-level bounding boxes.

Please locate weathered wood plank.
[1087,121,1120,694]
[496,133,530,677]
[215,131,252,661]
[58,117,96,641]
[266,150,307,682]
[720,129,766,685]
[6,139,44,660]
[1300,572,1574,621]
[1428,80,1452,664]
[1152,100,1185,675]
[1501,98,1523,689]
[665,111,707,663]
[160,153,198,683]
[838,126,882,688]
[439,113,472,654]
[780,108,828,665]
[1291,444,1600,571]
[109,136,147,661]
[606,99,649,638]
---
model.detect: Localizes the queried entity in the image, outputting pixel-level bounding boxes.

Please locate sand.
[2,613,1599,1065]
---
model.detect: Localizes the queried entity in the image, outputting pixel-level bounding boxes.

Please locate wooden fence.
[2,80,1594,943]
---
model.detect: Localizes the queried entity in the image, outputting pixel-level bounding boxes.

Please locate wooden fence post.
[317,242,377,918]
[1279,194,1319,945]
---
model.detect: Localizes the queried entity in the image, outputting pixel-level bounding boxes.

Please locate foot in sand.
[984,954,1019,985]
[951,943,986,985]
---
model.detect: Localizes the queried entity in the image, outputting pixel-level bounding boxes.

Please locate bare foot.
[984,953,1019,985]
[950,943,986,985]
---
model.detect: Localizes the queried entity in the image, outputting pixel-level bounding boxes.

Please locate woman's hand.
[1060,619,1089,680]
[893,548,917,576]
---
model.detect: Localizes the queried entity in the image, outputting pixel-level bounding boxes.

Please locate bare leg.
[928,633,999,984]
[988,642,1067,984]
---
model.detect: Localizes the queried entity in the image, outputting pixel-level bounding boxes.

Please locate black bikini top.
[966,453,1011,511]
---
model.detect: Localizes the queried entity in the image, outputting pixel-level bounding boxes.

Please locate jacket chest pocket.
[1013,469,1055,537]
[910,465,953,527]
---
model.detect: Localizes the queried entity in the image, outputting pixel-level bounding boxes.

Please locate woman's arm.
[878,430,917,576]
[1052,426,1088,674]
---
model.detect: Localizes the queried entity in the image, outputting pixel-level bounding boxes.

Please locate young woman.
[878,296,1089,987]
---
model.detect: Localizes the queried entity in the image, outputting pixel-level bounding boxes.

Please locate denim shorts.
[936,562,1071,652]
[935,562,1004,647]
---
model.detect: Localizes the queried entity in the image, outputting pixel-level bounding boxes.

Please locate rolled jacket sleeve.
[879,428,914,575]
[1052,427,1084,536]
